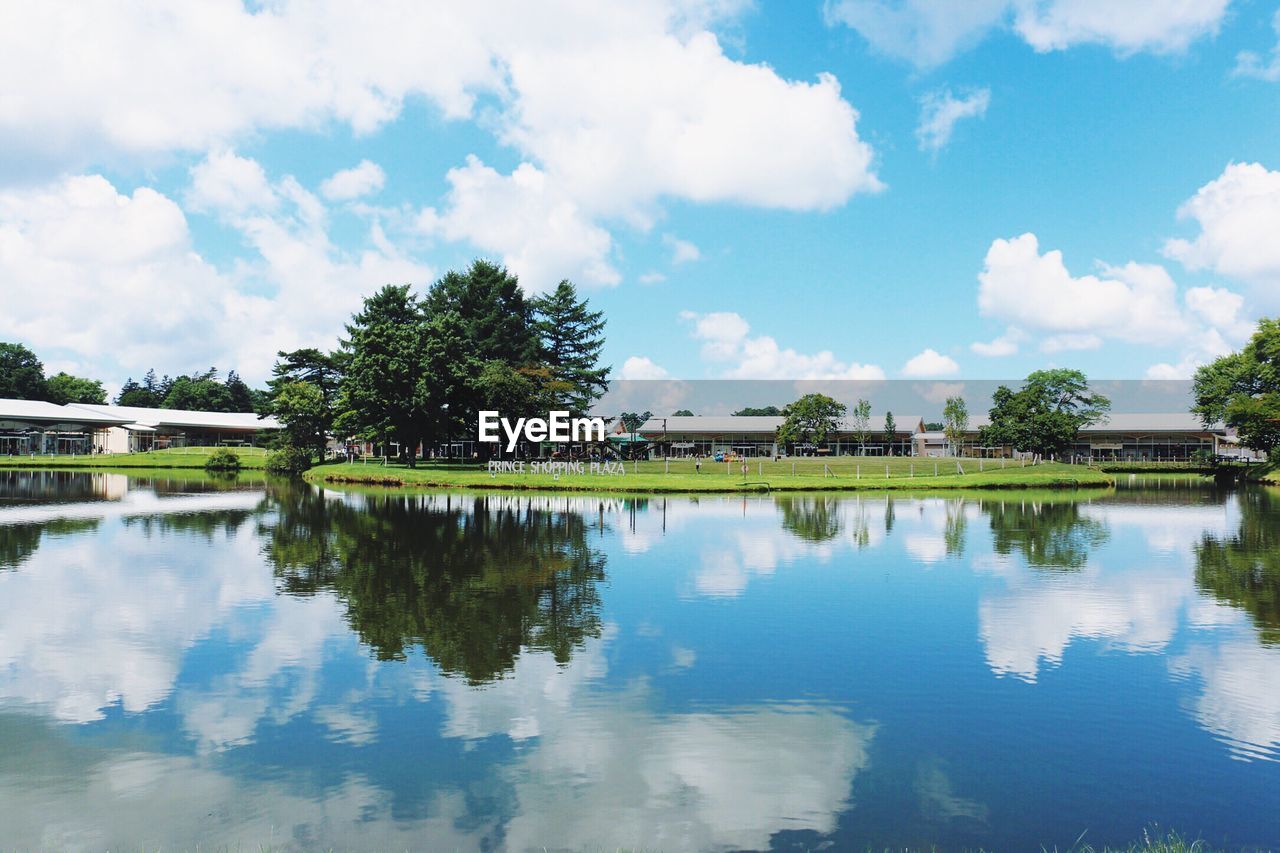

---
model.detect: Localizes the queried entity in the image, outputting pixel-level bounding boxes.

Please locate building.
[635,415,925,457]
[0,399,131,455]
[69,404,280,453]
[912,412,1247,461]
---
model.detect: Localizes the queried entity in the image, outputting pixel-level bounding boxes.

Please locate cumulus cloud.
[663,233,702,264]
[418,156,619,292]
[1233,9,1280,81]
[619,356,671,380]
[901,348,960,377]
[970,327,1025,357]
[681,311,885,379]
[320,160,386,201]
[823,0,1228,67]
[1164,162,1280,299]
[916,88,990,152]
[0,159,432,382]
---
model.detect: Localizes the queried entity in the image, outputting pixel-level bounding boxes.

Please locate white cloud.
[663,233,702,264]
[638,270,667,284]
[682,310,885,379]
[823,0,1228,67]
[418,156,618,292]
[978,233,1192,344]
[320,160,386,201]
[1234,9,1280,81]
[916,88,990,152]
[1040,333,1102,353]
[970,327,1024,357]
[1164,162,1280,299]
[901,348,960,377]
[619,356,671,380]
[0,162,432,382]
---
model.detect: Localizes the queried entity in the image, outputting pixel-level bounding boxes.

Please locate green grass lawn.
[0,446,271,470]
[306,456,1112,493]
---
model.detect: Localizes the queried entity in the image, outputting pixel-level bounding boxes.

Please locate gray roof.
[637,415,924,435]
[960,412,1221,434]
[0,398,130,425]
[69,404,280,431]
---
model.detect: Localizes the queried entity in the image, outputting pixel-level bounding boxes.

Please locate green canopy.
[607,434,649,443]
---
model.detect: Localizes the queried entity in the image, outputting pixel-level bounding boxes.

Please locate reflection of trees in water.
[0,518,100,570]
[261,484,607,684]
[984,499,1109,570]
[1195,488,1280,645]
[778,497,844,543]
[943,500,968,557]
[123,508,260,539]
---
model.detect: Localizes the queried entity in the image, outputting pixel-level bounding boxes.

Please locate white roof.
[637,415,924,435]
[960,412,1220,433]
[0,398,130,425]
[69,404,280,431]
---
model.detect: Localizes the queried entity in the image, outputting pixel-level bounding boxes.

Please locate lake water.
[2,471,1279,850]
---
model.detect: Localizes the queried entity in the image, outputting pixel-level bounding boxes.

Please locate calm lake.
[2,471,1279,850]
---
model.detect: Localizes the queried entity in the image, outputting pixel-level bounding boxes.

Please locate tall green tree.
[44,372,106,405]
[532,280,608,413]
[777,393,846,450]
[0,342,47,400]
[337,285,431,465]
[268,348,344,449]
[980,369,1111,458]
[270,381,329,460]
[883,411,897,456]
[1193,317,1280,457]
[424,259,538,365]
[850,398,872,453]
[943,396,969,457]
[733,405,781,416]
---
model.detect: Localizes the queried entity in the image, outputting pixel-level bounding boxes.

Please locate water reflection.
[261,486,607,683]
[1,473,1279,848]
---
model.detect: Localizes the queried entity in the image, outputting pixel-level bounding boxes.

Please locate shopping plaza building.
[0,399,280,455]
[635,412,1255,461]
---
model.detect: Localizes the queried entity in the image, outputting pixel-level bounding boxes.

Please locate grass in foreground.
[306,457,1112,493]
[0,446,271,470]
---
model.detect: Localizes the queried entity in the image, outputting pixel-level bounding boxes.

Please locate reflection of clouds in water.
[915,759,987,823]
[504,703,875,852]
[0,745,487,851]
[975,501,1238,682]
[0,524,274,723]
[1170,638,1280,762]
[978,566,1190,682]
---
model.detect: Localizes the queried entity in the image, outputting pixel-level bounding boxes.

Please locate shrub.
[204,448,241,472]
[266,445,312,475]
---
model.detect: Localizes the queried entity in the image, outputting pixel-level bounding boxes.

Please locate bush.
[204,448,241,472]
[266,445,312,475]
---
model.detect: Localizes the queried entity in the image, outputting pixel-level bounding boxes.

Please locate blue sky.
[1,1,1278,389]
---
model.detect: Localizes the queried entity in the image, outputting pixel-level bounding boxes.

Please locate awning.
[123,423,157,432]
[608,434,649,443]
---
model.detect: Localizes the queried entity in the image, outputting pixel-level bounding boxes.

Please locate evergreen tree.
[424,259,537,365]
[337,285,431,465]
[532,280,608,413]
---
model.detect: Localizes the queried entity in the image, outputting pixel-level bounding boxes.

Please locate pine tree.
[533,280,609,414]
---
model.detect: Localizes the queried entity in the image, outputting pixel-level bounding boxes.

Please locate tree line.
[267,260,607,469]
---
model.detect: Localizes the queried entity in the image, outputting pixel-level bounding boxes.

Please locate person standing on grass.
[695,456,702,475]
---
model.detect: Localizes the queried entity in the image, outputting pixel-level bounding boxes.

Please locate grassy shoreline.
[303,459,1114,494]
[0,446,270,470]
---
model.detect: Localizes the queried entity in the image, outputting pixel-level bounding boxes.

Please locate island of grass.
[0,446,270,470]
[305,456,1113,493]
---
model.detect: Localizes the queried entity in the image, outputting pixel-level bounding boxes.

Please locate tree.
[850,398,872,454]
[672,409,694,417]
[883,411,897,456]
[115,377,157,407]
[162,368,234,411]
[532,280,609,413]
[979,369,1111,458]
[733,405,782,416]
[1193,318,1280,457]
[0,342,47,400]
[424,259,538,366]
[337,284,431,466]
[943,396,968,457]
[44,372,106,405]
[777,394,846,450]
[618,411,651,458]
[270,381,329,460]
[269,348,344,451]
